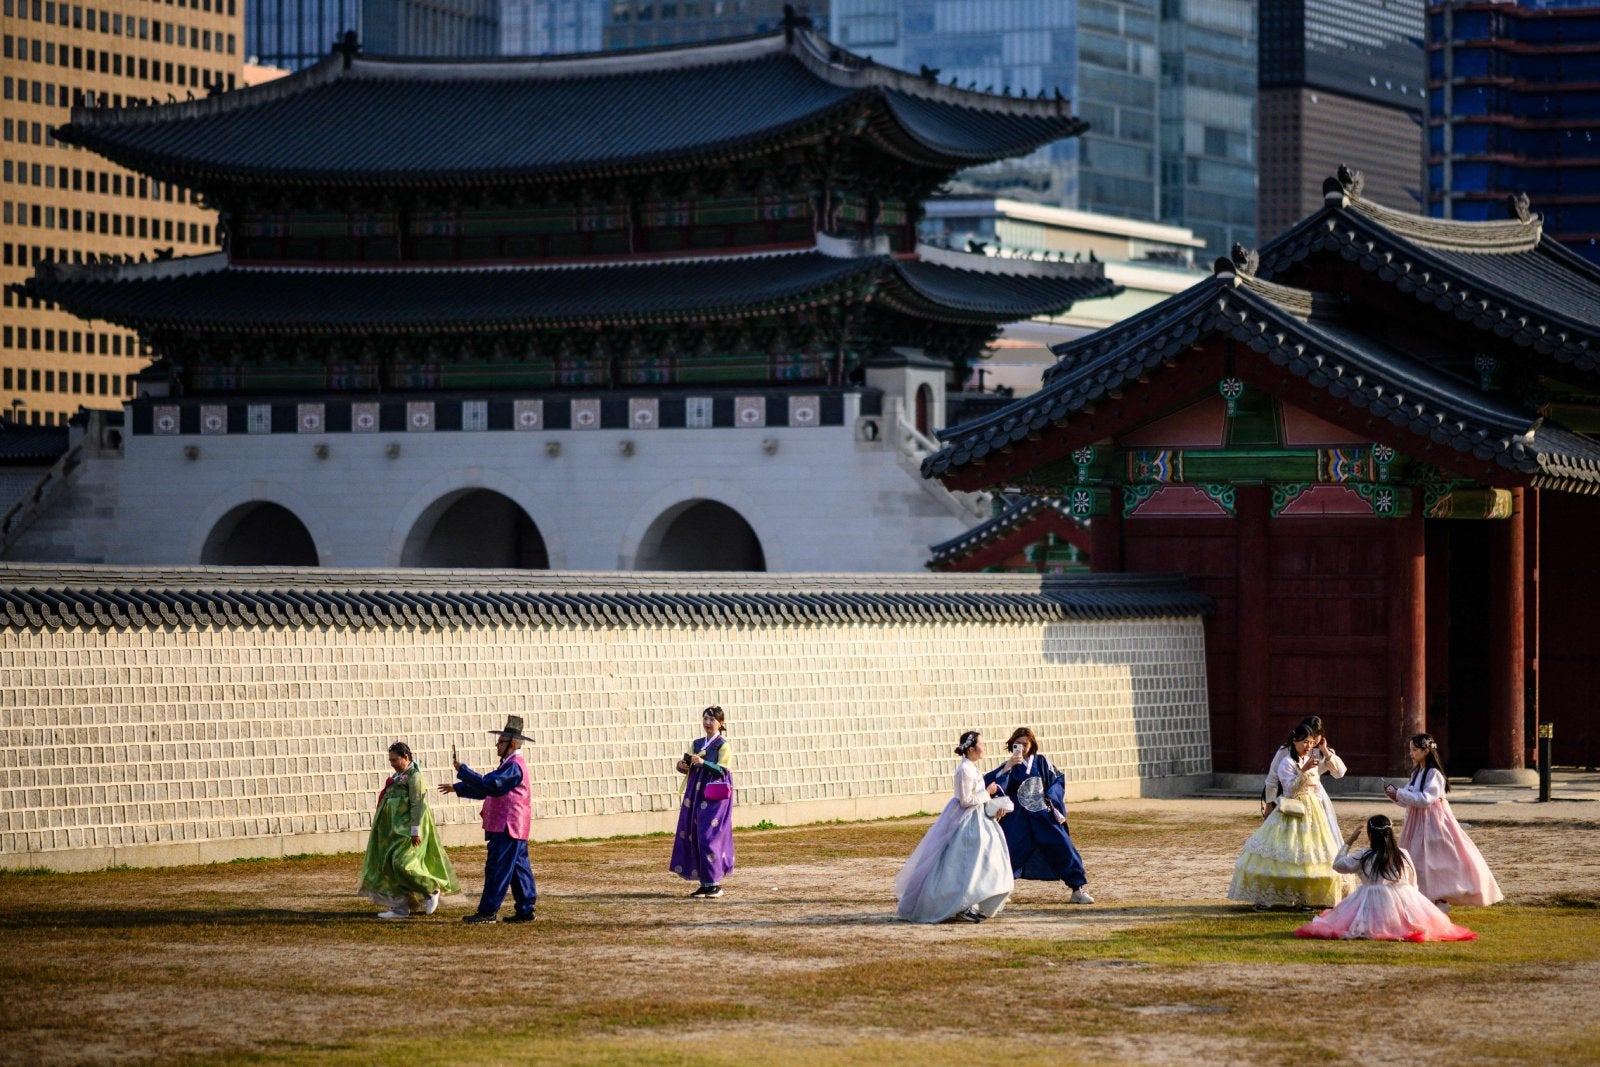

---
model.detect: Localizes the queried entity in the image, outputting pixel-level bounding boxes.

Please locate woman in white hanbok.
[1263,715,1346,854]
[895,731,1016,923]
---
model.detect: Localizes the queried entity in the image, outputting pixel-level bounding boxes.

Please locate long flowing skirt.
[1228,798,1346,908]
[894,800,1015,923]
[358,803,459,911]
[1398,802,1503,907]
[1294,882,1478,942]
[670,769,735,885]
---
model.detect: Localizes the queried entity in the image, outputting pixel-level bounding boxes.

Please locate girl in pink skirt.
[1384,733,1504,908]
[1295,815,1477,942]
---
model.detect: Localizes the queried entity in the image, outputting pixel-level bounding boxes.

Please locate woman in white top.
[894,730,1016,924]
[1263,715,1346,853]
[1384,733,1503,908]
[1229,724,1346,909]
[1296,814,1477,941]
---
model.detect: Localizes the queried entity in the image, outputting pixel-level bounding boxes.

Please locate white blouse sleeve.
[1275,755,1308,795]
[1263,746,1288,802]
[1320,746,1347,780]
[1393,768,1444,809]
[954,762,986,809]
[1332,850,1365,876]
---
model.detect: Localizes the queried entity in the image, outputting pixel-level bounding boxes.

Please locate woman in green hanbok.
[359,741,459,919]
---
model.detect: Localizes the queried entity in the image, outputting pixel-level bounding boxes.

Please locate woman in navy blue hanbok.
[984,727,1094,904]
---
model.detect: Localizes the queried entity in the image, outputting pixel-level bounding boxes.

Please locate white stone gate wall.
[0,583,1211,871]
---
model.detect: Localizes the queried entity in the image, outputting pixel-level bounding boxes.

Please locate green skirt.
[358,797,459,910]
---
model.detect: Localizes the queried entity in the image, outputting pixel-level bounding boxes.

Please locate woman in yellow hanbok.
[1229,724,1346,909]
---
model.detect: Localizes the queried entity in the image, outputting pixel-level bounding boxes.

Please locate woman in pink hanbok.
[1295,815,1477,942]
[1385,734,1503,908]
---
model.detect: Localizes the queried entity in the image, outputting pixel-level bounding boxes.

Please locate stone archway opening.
[634,499,766,571]
[200,502,319,566]
[401,489,549,569]
[915,382,933,435]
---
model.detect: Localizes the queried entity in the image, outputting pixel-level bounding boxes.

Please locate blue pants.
[479,831,536,918]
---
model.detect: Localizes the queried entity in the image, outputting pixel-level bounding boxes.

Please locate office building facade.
[831,0,1253,258]
[246,0,495,70]
[500,0,601,54]
[1427,1,1600,262]
[599,0,822,51]
[3,0,244,426]
[1258,0,1425,242]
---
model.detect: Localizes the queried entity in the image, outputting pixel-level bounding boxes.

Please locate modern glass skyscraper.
[1427,1,1600,262]
[1160,0,1256,257]
[246,0,496,69]
[1257,0,1425,241]
[831,0,1252,256]
[247,0,361,69]
[501,0,605,54]
[600,1,826,51]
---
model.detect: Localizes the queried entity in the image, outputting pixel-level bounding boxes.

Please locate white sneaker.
[423,892,440,915]
[1434,900,1452,913]
[377,909,410,919]
[1069,887,1095,905]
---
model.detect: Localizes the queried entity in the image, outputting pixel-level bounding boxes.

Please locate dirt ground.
[2,797,1597,1066]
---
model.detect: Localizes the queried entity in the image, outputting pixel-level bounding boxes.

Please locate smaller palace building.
[927,168,1600,777]
[6,22,1115,572]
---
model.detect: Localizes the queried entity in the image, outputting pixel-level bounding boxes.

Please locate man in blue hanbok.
[984,727,1094,904]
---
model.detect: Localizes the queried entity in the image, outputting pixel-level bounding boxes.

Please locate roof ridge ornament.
[333,29,361,70]
[1507,191,1536,225]
[781,5,813,44]
[1336,164,1365,200]
[1229,243,1260,276]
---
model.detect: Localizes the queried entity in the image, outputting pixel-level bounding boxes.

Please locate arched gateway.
[635,500,765,571]
[200,502,319,566]
[401,489,549,569]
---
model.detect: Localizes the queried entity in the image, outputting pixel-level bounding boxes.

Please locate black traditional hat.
[490,715,534,743]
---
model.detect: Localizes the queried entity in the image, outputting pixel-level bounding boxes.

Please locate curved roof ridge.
[18,248,1114,333]
[1038,275,1225,386]
[63,28,1077,137]
[1257,191,1600,376]
[925,274,1600,492]
[1346,194,1543,253]
[67,51,349,130]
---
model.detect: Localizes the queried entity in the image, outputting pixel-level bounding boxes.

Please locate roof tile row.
[0,569,1211,631]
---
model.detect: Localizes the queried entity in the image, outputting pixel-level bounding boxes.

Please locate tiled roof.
[0,425,70,464]
[923,269,1600,493]
[0,567,1212,631]
[17,248,1114,332]
[1260,184,1600,377]
[927,495,1080,566]
[55,31,1088,187]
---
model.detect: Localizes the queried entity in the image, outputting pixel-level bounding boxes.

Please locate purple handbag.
[699,737,730,800]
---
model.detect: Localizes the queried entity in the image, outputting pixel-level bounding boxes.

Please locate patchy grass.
[3,807,1598,1067]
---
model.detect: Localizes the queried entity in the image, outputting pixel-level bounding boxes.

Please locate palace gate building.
[927,169,1600,778]
[6,22,1115,572]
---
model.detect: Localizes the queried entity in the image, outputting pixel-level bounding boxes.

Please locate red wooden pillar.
[1234,486,1271,771]
[1486,487,1527,774]
[1524,488,1541,767]
[1090,496,1123,573]
[1389,488,1427,766]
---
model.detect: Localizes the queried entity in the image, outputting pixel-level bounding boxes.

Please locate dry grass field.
[2,799,1598,1066]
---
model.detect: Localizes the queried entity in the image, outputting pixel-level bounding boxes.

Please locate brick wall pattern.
[0,616,1210,865]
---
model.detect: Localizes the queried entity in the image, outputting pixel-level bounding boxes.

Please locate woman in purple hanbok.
[670,706,734,898]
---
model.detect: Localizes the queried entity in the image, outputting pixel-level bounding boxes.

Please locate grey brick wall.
[0,586,1211,870]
